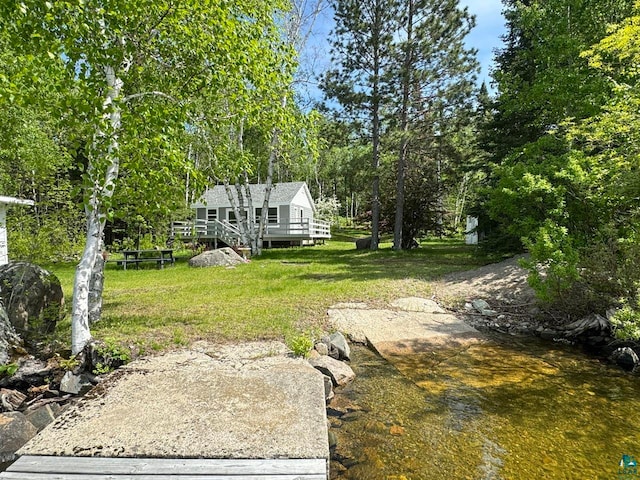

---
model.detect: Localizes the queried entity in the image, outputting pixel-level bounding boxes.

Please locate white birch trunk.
[255,95,287,256]
[223,180,249,246]
[71,64,123,355]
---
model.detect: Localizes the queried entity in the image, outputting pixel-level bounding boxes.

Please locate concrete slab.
[19,343,329,462]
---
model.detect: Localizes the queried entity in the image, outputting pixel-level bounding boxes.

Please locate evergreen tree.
[481,0,635,251]
[322,0,401,249]
[391,0,477,249]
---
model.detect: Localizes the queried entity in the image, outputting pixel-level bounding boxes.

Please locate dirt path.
[433,254,535,306]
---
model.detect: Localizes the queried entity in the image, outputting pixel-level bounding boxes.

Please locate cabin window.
[227,210,248,223]
[207,208,217,221]
[256,207,278,224]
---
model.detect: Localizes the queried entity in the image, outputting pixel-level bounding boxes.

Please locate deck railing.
[171,218,331,240]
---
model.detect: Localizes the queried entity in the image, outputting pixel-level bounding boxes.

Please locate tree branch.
[122,91,177,103]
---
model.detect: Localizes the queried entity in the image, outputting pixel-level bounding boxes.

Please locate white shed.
[0,196,35,265]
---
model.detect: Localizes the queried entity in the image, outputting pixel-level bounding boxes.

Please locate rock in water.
[0,262,64,346]
[308,356,355,387]
[329,332,351,361]
[609,347,640,371]
[188,248,247,268]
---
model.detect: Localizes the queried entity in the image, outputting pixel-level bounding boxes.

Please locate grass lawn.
[48,234,488,353]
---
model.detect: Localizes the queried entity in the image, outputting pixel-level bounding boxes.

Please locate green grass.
[48,236,488,352]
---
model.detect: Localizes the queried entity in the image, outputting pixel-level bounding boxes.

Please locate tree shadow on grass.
[260,240,489,284]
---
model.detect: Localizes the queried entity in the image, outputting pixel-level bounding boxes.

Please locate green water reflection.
[330,337,640,480]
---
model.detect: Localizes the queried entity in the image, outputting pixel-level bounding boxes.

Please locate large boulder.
[188,247,247,268]
[0,304,22,365]
[0,262,64,346]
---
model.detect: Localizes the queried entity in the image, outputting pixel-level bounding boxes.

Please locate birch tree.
[2,0,290,354]
[192,0,326,256]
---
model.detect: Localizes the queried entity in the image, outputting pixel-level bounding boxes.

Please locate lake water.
[329,338,640,479]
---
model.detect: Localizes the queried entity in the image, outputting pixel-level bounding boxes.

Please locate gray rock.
[0,411,38,463]
[188,248,247,268]
[314,342,329,356]
[320,336,340,360]
[328,430,338,449]
[1,358,52,388]
[345,330,368,345]
[322,374,334,403]
[610,347,640,371]
[472,299,498,316]
[329,332,351,361]
[0,388,26,411]
[391,297,446,314]
[25,404,57,431]
[308,356,355,387]
[564,313,610,337]
[539,328,560,341]
[0,262,64,347]
[355,237,372,250]
[60,371,94,395]
[0,303,22,365]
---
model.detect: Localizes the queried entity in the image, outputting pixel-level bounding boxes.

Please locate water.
[329,337,640,479]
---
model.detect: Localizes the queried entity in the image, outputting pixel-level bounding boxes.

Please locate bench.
[1,456,328,479]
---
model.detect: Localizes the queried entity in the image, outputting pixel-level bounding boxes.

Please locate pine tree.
[391,0,477,249]
[322,0,401,250]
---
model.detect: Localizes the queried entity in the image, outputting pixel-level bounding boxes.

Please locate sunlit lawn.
[49,234,488,352]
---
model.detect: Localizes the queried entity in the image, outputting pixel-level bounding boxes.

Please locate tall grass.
[48,236,485,352]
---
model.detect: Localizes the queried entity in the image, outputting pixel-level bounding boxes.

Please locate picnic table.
[117,249,174,270]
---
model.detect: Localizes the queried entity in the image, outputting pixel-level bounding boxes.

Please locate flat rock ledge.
[328,297,485,358]
[18,343,329,461]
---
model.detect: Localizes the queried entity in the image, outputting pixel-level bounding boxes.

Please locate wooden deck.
[1,455,327,479]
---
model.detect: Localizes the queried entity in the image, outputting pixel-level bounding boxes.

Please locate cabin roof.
[194,182,314,209]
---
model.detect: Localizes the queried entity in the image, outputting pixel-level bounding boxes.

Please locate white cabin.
[172,182,330,248]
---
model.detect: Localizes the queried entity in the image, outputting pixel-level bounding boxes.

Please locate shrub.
[610,305,640,341]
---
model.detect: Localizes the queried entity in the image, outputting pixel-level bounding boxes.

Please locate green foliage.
[485,2,640,316]
[58,355,80,372]
[481,0,636,252]
[287,333,313,358]
[610,305,640,341]
[0,362,18,377]
[92,339,132,375]
[520,223,581,305]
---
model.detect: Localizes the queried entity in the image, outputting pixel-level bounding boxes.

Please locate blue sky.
[458,0,507,87]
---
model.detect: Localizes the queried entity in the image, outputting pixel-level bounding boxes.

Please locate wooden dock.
[2,456,327,479]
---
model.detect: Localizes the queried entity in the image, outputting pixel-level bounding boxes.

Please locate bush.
[611,305,640,341]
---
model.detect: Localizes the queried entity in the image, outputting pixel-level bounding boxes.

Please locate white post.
[0,205,7,266]
[465,215,479,245]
